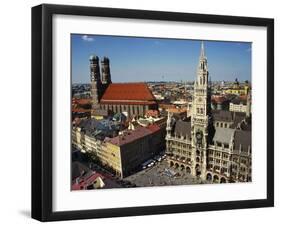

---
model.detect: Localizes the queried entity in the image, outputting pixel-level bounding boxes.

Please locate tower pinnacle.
[200,41,205,58]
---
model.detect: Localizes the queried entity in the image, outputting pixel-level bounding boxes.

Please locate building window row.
[215,121,230,128]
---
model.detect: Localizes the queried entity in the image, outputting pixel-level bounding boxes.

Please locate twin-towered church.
[89,55,158,117]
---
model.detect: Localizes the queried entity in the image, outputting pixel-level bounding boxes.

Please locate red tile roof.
[105,127,151,147]
[167,107,187,114]
[239,95,247,100]
[72,172,104,190]
[72,108,91,113]
[159,103,175,109]
[105,124,161,147]
[72,98,91,105]
[147,124,161,133]
[100,83,156,102]
[211,96,227,104]
[100,101,156,105]
[145,110,160,117]
[72,117,82,126]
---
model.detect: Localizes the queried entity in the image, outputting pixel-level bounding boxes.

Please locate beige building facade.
[72,119,165,178]
[229,102,247,113]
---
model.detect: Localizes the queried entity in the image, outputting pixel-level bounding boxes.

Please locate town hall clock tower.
[191,42,212,180]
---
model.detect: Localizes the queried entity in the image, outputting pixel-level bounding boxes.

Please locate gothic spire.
[200,41,205,58]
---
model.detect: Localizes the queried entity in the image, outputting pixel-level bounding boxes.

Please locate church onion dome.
[89,55,99,61]
[101,56,109,63]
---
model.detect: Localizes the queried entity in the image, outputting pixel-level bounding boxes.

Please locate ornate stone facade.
[166,42,251,183]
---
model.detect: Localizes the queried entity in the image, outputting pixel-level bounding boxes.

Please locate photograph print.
[71,34,252,190]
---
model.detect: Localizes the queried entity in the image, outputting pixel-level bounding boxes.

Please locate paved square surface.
[123,160,207,187]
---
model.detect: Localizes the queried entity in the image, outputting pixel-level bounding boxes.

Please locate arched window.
[213,175,219,183]
[220,177,226,183]
[207,173,212,181]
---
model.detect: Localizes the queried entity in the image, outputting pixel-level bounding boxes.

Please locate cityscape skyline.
[71,34,251,84]
[72,40,252,189]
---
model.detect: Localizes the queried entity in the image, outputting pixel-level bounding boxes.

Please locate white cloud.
[81,35,94,42]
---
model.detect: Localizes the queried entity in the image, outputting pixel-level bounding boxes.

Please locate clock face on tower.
[196,130,203,144]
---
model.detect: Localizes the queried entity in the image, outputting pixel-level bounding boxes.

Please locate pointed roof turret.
[200,41,205,58]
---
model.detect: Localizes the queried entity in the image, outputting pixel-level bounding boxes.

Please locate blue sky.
[71,34,251,83]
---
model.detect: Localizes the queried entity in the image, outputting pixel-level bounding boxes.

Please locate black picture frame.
[32,4,274,222]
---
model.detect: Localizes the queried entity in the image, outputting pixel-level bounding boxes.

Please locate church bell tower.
[90,55,102,110]
[101,56,112,87]
[191,42,211,180]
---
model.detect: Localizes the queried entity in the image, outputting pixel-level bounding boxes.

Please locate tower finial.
[200,41,205,58]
